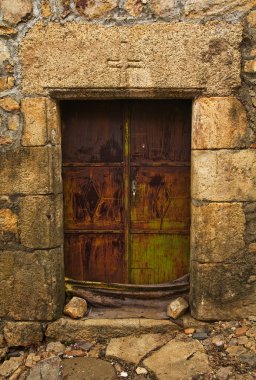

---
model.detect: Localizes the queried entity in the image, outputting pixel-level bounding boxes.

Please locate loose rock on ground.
[166,297,189,319]
[63,297,87,319]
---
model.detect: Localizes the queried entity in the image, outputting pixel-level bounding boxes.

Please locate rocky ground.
[0,316,256,380]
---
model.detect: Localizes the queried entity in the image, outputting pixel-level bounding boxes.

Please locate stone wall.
[0,0,255,325]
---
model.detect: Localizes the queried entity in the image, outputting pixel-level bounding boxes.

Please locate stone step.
[46,318,179,343]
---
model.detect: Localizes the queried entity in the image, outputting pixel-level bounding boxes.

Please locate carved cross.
[107,40,143,87]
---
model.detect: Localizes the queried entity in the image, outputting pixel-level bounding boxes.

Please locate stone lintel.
[20,21,242,95]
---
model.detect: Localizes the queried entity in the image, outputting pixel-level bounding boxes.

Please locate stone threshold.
[2,313,207,347]
[45,317,179,343]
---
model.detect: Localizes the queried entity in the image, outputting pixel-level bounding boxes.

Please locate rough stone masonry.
[0,0,256,342]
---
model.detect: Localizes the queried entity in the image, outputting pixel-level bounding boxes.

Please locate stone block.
[249,243,256,254]
[75,0,118,18]
[0,40,10,65]
[192,150,256,201]
[0,97,19,112]
[4,322,43,347]
[0,249,65,320]
[8,114,19,131]
[19,194,63,249]
[0,136,12,145]
[27,357,61,380]
[52,145,62,193]
[41,0,52,18]
[0,357,20,378]
[0,347,7,361]
[0,0,33,25]
[0,146,62,195]
[21,98,47,146]
[244,60,256,73]
[0,26,17,36]
[191,202,245,262]
[150,0,176,17]
[123,0,144,17]
[62,358,116,380]
[190,261,256,320]
[0,209,18,241]
[106,334,169,364]
[192,97,248,149]
[247,10,256,28]
[20,22,242,95]
[46,318,176,342]
[0,334,4,347]
[46,98,61,145]
[0,196,11,208]
[244,203,256,244]
[184,0,256,18]
[46,341,65,354]
[0,76,14,91]
[249,48,256,58]
[57,0,71,17]
[143,338,210,380]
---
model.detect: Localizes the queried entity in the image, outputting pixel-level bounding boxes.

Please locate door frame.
[56,89,195,287]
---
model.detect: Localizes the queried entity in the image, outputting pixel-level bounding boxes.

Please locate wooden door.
[129,101,190,284]
[62,101,126,283]
[62,100,191,285]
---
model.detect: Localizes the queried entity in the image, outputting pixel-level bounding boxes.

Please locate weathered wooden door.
[62,100,191,284]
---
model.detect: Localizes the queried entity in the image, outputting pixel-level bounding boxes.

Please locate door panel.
[131,166,190,231]
[130,234,190,284]
[65,233,125,282]
[63,167,123,230]
[62,101,123,163]
[130,101,190,163]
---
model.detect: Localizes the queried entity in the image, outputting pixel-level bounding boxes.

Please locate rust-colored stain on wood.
[62,101,123,163]
[130,101,190,163]
[63,167,123,230]
[61,100,191,284]
[131,167,190,231]
[65,234,125,283]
